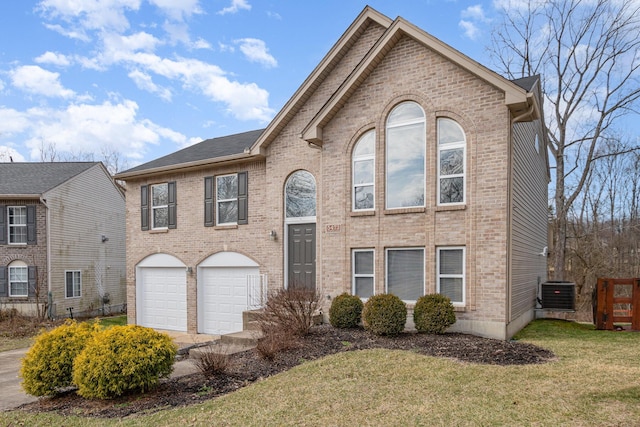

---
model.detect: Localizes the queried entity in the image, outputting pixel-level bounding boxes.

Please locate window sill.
[436,204,466,212]
[453,305,466,312]
[214,224,238,230]
[383,207,425,215]
[350,210,375,217]
[150,229,168,234]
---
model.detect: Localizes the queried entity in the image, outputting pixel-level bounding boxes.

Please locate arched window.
[352,130,375,211]
[386,102,425,209]
[285,170,316,219]
[8,260,28,297]
[437,118,466,204]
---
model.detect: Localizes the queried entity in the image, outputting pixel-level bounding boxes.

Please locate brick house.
[0,162,126,318]
[115,7,549,340]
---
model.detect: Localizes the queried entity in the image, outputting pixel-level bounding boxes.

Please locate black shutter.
[204,177,214,227]
[0,205,5,245]
[237,172,248,225]
[141,185,149,231]
[28,266,37,297]
[0,266,7,297]
[168,181,177,229]
[26,205,37,245]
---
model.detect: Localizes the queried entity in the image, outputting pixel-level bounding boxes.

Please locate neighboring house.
[0,162,126,318]
[115,7,549,340]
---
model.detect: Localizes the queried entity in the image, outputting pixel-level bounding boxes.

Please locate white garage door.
[200,266,258,334]
[139,267,187,331]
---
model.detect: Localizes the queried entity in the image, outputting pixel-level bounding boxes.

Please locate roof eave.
[0,194,42,200]
[115,153,264,181]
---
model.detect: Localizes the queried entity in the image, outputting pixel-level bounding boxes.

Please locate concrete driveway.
[0,348,38,411]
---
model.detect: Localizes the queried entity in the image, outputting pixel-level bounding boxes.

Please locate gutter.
[39,196,52,307]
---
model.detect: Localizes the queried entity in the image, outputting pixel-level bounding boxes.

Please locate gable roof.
[301,13,541,145]
[0,162,98,198]
[116,129,264,179]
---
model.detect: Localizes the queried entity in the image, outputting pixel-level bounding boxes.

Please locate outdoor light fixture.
[269,230,277,241]
[101,235,109,243]
[186,267,193,274]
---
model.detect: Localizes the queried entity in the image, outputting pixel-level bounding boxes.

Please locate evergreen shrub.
[362,294,407,336]
[329,293,363,328]
[413,294,456,334]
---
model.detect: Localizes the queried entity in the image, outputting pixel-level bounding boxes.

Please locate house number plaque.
[325,224,342,233]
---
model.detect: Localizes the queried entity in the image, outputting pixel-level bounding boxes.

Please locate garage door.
[138,267,187,331]
[198,251,260,335]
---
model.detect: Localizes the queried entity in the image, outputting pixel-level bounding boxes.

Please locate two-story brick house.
[0,162,126,318]
[115,7,549,340]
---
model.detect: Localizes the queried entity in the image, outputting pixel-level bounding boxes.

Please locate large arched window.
[285,170,316,219]
[352,130,375,211]
[437,118,466,204]
[386,102,425,209]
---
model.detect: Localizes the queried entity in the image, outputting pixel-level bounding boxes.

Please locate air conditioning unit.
[541,281,575,310]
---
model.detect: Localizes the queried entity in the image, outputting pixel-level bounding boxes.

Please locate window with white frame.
[8,206,27,244]
[438,118,466,204]
[65,270,81,298]
[352,130,375,211]
[437,247,465,305]
[386,248,424,301]
[216,174,239,225]
[386,102,425,209]
[352,249,374,298]
[8,261,28,297]
[151,183,168,229]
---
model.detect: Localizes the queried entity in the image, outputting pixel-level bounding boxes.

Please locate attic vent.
[541,281,575,310]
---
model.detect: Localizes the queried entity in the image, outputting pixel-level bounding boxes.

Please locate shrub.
[191,345,231,376]
[20,319,99,396]
[257,286,321,337]
[329,293,363,328]
[72,325,177,399]
[362,294,407,336]
[413,294,456,334]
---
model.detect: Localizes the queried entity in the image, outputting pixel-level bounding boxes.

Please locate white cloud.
[266,11,281,20]
[35,51,72,67]
[37,0,141,33]
[128,69,172,101]
[461,5,489,22]
[0,79,4,92]
[459,20,481,40]
[9,65,75,98]
[0,146,25,162]
[0,108,30,135]
[234,38,277,68]
[148,0,203,20]
[43,23,90,42]
[217,0,251,15]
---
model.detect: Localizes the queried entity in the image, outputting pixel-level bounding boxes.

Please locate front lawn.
[2,319,639,426]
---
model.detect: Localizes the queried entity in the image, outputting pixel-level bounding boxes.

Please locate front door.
[288,223,316,290]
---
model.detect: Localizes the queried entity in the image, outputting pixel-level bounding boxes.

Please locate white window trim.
[437,246,466,306]
[216,173,238,226]
[437,118,466,206]
[352,156,375,212]
[8,206,27,245]
[352,249,375,299]
[385,247,425,303]
[151,183,168,230]
[65,270,82,299]
[8,262,28,297]
[385,103,427,210]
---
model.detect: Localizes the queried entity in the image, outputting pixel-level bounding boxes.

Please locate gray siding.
[510,120,548,320]
[46,165,126,317]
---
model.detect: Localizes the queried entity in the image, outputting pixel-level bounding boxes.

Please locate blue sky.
[0,1,504,170]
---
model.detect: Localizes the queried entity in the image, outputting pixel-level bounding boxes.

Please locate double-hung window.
[386,248,424,301]
[140,182,176,231]
[386,102,426,209]
[352,249,374,298]
[352,130,375,211]
[437,247,465,305]
[8,206,27,244]
[65,270,81,298]
[438,118,466,204]
[151,183,169,229]
[204,172,248,226]
[8,262,28,297]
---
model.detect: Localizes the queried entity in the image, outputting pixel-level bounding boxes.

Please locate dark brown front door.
[287,223,316,290]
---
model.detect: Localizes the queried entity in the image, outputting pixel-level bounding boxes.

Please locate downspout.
[39,196,52,318]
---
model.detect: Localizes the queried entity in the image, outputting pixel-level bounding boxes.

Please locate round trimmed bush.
[73,325,177,399]
[20,319,100,396]
[413,294,456,334]
[362,294,407,336]
[329,293,363,328]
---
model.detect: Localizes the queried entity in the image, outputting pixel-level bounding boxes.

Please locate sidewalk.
[0,331,219,412]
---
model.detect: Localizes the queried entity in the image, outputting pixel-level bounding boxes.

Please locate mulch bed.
[16,324,555,419]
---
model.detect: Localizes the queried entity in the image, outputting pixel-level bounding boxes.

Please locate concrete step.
[220,329,262,346]
[189,341,254,359]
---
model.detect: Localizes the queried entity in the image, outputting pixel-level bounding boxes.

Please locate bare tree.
[491,0,640,279]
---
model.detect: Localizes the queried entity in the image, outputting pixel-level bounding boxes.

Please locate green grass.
[93,315,128,328]
[2,319,640,426]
